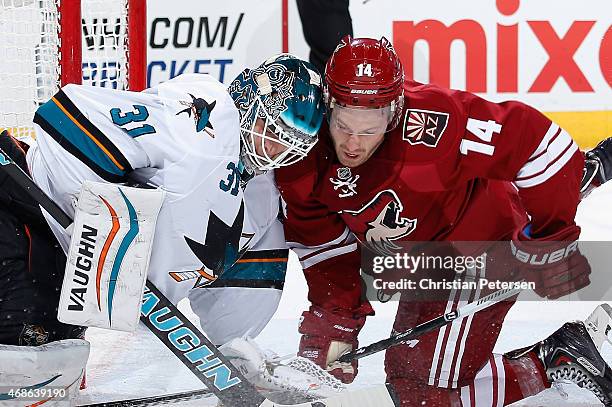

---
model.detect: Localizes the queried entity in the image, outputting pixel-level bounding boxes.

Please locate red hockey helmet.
[324,36,404,132]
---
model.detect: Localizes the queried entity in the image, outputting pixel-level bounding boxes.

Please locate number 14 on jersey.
[460,118,502,156]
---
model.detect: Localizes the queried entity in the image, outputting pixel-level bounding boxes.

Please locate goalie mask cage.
[0,0,147,140]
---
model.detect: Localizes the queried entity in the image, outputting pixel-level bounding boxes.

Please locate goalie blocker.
[58,181,165,332]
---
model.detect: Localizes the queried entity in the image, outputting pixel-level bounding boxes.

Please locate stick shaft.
[339,285,521,362]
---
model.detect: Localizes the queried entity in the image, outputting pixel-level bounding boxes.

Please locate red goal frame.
[58,0,147,90]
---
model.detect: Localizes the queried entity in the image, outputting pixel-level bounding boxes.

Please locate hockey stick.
[78,388,214,407]
[339,284,522,363]
[0,144,398,407]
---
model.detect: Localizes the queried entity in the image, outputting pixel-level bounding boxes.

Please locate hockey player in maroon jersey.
[275,35,612,405]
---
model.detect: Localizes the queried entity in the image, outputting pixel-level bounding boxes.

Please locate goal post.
[0,0,147,140]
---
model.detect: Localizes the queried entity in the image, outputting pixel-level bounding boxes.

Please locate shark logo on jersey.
[177,94,216,138]
[169,230,255,288]
[169,202,246,288]
[340,189,417,255]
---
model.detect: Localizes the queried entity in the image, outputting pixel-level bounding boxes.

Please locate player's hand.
[298,305,367,383]
[511,224,591,299]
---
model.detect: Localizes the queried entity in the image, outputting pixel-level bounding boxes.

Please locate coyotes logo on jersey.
[402,108,449,147]
[340,189,417,255]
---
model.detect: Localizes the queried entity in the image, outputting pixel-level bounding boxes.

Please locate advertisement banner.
[344,0,611,147]
[146,0,284,87]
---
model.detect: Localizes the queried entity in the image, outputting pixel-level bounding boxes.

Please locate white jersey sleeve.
[26,74,268,304]
[32,73,237,183]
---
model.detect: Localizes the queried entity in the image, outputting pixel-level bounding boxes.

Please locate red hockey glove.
[511,224,591,299]
[298,305,367,384]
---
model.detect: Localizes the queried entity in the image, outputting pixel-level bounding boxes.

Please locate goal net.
[0,0,146,140]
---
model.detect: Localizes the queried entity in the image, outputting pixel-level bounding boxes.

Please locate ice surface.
[507,381,602,406]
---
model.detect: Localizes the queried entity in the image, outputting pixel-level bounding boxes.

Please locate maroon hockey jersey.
[275,80,584,314]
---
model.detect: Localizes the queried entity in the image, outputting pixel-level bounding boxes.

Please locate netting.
[0,0,60,139]
[81,0,129,89]
[0,0,132,140]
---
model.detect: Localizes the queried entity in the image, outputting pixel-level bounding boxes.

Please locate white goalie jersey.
[26,74,280,305]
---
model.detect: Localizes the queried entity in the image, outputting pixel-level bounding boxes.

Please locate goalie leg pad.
[58,181,165,332]
[0,339,90,406]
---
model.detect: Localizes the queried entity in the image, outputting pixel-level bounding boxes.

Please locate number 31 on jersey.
[110,105,157,138]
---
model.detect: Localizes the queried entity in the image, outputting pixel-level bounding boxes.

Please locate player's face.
[329,106,389,167]
[252,118,290,161]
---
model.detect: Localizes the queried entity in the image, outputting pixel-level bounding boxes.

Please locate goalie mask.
[228,54,324,174]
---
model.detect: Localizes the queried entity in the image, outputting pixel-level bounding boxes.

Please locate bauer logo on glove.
[510,240,579,265]
[510,223,591,300]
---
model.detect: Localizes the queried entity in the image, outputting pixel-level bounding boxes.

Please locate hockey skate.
[585,304,612,352]
[508,304,612,406]
[219,337,345,404]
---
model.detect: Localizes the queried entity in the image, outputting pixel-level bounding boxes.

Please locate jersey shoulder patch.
[396,82,464,166]
[401,108,450,148]
[403,82,463,142]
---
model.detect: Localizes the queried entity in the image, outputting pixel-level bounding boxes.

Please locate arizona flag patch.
[402,109,449,147]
